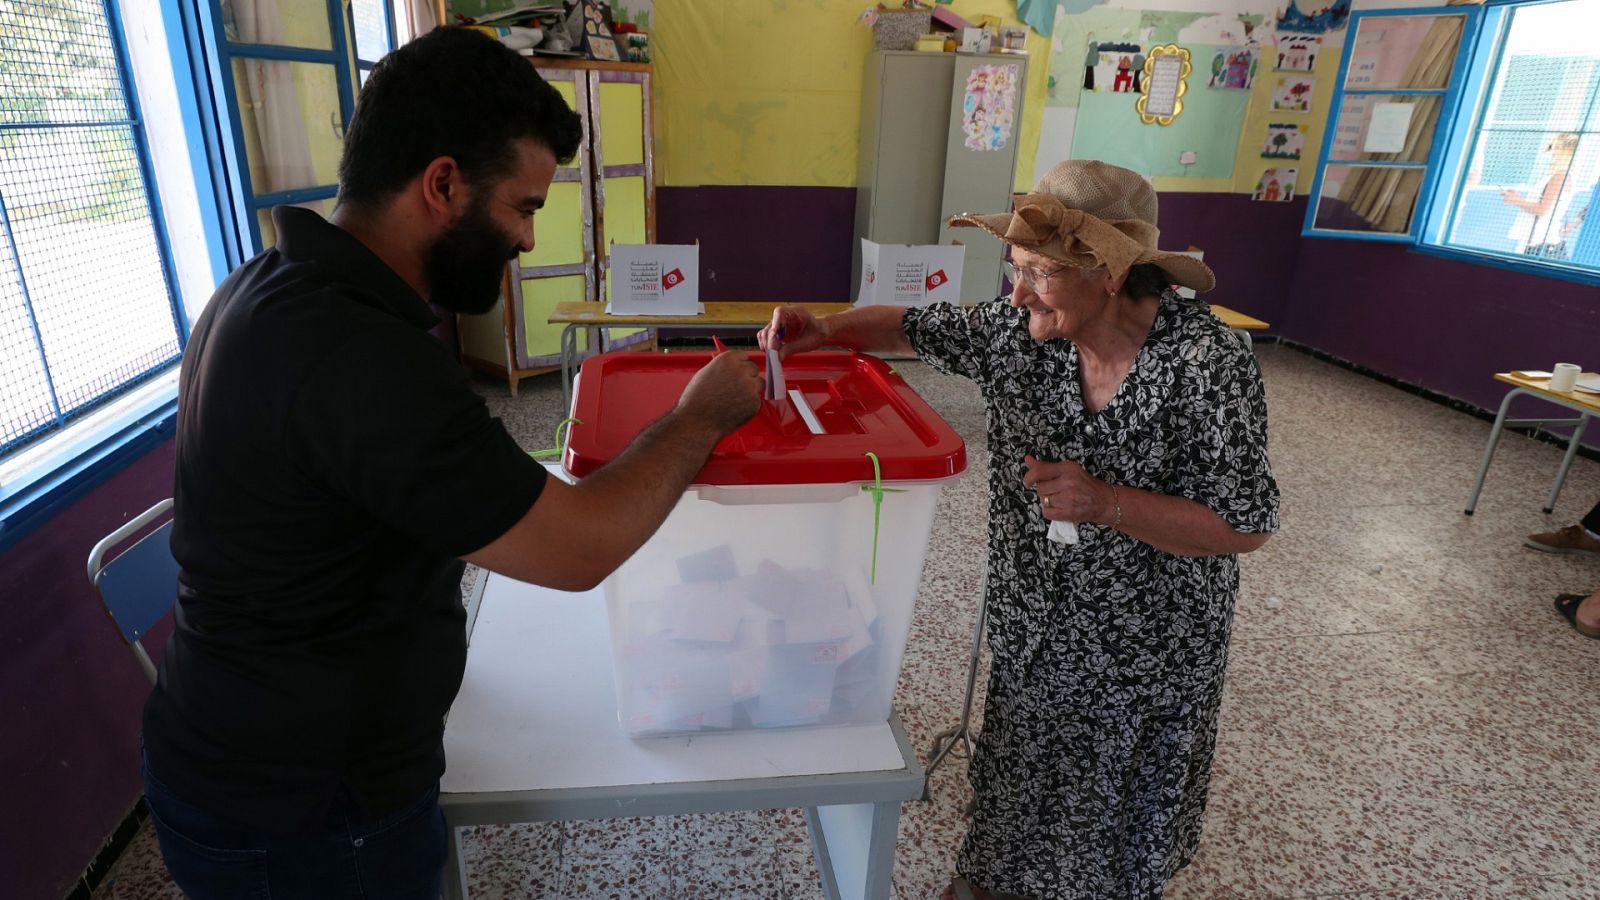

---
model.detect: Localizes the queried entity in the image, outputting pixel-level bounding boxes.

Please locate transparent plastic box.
[565,351,966,737]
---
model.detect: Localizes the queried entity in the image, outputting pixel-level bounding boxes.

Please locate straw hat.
[949,159,1216,293]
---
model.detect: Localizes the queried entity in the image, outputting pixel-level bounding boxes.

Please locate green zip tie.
[861,451,905,585]
[529,416,582,459]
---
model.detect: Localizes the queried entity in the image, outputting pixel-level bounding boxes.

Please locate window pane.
[1437,0,1600,268]
[220,0,334,50]
[0,0,181,454]
[1345,14,1466,91]
[0,127,179,433]
[231,58,344,195]
[351,0,391,63]
[1329,94,1443,164]
[257,198,335,248]
[1313,164,1426,234]
[0,0,131,126]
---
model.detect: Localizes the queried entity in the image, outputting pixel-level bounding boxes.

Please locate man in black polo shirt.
[140,28,761,898]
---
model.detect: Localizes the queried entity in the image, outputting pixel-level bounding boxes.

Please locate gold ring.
[1044,495,1051,508]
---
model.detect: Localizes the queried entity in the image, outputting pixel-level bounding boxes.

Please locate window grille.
[0,0,182,455]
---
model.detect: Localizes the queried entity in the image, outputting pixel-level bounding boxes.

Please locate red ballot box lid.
[563,351,967,486]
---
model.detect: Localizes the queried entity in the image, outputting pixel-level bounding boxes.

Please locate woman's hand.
[1023,455,1114,525]
[758,306,828,359]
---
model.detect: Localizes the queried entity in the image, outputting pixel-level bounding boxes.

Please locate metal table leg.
[1465,388,1522,516]
[1547,412,1592,514]
[806,800,901,900]
[442,824,469,900]
[924,573,988,795]
[559,323,579,414]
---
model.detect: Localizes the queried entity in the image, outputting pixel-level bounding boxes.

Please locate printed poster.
[963,64,1020,152]
[857,240,965,307]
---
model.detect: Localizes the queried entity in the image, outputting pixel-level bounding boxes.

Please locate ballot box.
[564,351,966,737]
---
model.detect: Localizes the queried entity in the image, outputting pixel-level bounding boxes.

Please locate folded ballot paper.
[617,555,882,735]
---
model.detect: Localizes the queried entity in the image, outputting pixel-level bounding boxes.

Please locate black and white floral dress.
[902,292,1280,900]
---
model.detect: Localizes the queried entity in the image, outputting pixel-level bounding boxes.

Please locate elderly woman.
[760,160,1279,900]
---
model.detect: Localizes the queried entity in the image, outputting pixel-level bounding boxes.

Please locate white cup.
[1550,363,1581,392]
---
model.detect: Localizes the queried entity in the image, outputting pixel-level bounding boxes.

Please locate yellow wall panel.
[521,275,588,359]
[653,0,1047,191]
[523,180,585,268]
[598,82,646,167]
[602,175,647,247]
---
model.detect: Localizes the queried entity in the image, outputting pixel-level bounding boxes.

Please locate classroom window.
[0,0,184,457]
[1432,0,1600,271]
[1309,0,1600,284]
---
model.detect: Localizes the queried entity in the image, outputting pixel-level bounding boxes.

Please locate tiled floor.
[93,343,1600,899]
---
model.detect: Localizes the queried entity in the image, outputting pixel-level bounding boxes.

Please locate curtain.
[231,0,317,195]
[1338,14,1465,231]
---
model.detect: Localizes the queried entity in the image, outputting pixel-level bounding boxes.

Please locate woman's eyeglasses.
[1003,260,1069,293]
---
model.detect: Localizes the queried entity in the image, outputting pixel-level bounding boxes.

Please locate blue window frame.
[1307,0,1600,288]
[191,0,396,259]
[0,0,188,457]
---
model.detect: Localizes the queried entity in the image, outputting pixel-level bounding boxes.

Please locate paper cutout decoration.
[1252,167,1298,202]
[1138,44,1191,125]
[1271,76,1315,113]
[1084,42,1143,93]
[1208,47,1258,90]
[963,64,1020,152]
[1277,0,1351,34]
[1262,123,1304,159]
[1275,34,1321,72]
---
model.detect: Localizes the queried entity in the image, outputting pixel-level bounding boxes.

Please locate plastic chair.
[86,498,178,685]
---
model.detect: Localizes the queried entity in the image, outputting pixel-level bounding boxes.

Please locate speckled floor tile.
[557,850,674,899]
[460,822,563,898]
[89,346,1600,900]
[670,847,782,898]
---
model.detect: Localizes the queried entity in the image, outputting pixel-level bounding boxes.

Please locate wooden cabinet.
[458,60,655,395]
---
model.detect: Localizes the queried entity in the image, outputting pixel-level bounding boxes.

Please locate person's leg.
[144,753,444,900]
[141,756,272,900]
[1524,500,1600,557]
[1581,499,1600,537]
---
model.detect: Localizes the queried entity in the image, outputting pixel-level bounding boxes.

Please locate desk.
[440,570,925,900]
[1464,371,1600,515]
[548,301,1270,410]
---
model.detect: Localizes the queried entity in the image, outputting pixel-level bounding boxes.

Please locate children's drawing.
[963,64,1019,152]
[1253,167,1299,202]
[1084,42,1143,93]
[1207,47,1258,90]
[1262,123,1304,159]
[1275,34,1321,72]
[1271,76,1315,113]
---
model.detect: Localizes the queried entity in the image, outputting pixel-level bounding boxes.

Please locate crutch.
[922,572,988,800]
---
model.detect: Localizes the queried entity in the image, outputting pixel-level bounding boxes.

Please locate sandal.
[1553,593,1600,639]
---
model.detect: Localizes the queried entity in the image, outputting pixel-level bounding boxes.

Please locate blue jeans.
[141,754,446,900]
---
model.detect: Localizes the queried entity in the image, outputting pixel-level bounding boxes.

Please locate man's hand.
[758,307,829,359]
[676,348,763,436]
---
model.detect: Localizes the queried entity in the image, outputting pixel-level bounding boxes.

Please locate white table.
[440,571,925,900]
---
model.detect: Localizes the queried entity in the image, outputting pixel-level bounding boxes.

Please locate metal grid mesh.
[1446,4,1600,265]
[0,0,180,453]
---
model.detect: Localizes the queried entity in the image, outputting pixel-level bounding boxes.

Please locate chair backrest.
[87,499,178,685]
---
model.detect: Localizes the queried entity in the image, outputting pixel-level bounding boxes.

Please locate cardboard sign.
[856,240,965,307]
[607,244,701,315]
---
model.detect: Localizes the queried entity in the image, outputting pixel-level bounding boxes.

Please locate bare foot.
[1578,590,1600,633]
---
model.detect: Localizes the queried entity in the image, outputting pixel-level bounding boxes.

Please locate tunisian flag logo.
[662,268,685,290]
[926,269,949,291]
